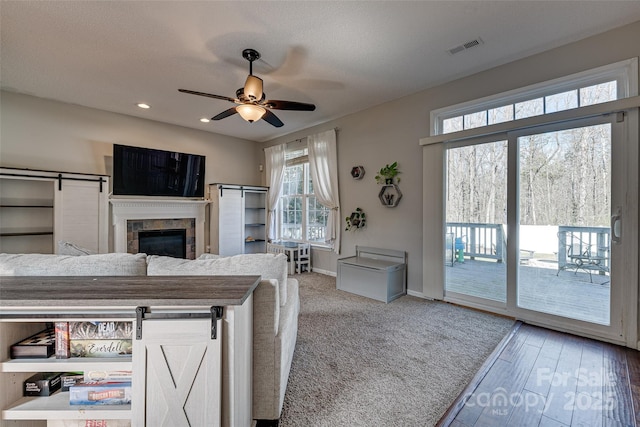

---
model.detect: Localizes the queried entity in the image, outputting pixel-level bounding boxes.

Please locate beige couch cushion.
[0,253,148,276]
[146,253,289,306]
[197,253,221,260]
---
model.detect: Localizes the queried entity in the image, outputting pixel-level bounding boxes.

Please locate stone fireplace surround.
[110,198,208,258]
[129,218,194,259]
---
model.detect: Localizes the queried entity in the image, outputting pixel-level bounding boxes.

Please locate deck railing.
[557,226,610,273]
[446,223,610,270]
[446,222,506,263]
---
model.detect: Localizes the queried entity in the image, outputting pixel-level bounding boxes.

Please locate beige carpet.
[279,273,513,427]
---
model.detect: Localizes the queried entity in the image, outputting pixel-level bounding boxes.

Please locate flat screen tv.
[112,144,205,198]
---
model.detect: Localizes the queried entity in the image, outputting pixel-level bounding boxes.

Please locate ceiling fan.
[179,49,316,128]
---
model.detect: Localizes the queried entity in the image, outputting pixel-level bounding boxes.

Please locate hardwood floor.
[439,322,640,427]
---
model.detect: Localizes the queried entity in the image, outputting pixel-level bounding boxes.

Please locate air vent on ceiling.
[448,37,484,55]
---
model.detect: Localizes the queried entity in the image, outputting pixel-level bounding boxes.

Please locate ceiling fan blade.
[178,89,237,103]
[262,109,284,128]
[263,100,316,111]
[211,108,238,121]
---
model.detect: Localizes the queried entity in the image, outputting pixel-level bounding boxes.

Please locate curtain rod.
[262,127,339,150]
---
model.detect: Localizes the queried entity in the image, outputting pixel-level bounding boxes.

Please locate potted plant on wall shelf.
[345,208,366,231]
[375,162,401,185]
[376,162,402,207]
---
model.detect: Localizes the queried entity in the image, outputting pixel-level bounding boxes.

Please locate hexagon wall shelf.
[379,184,402,207]
[350,166,365,180]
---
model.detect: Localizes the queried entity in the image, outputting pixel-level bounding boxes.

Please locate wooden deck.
[439,322,640,427]
[446,259,610,325]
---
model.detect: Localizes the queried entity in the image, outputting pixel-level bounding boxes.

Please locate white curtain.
[264,144,286,241]
[308,129,341,254]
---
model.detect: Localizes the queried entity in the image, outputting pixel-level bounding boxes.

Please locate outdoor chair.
[556,232,608,283]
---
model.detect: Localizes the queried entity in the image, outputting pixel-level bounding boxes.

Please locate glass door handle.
[611,208,622,244]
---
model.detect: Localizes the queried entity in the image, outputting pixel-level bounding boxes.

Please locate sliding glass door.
[515,120,615,329]
[445,139,508,308]
[445,115,635,342]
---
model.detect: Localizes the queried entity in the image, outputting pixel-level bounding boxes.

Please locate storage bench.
[337,246,407,303]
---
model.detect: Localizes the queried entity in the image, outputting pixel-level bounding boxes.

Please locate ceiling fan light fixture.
[236,104,266,123]
[244,75,263,101]
[179,48,315,128]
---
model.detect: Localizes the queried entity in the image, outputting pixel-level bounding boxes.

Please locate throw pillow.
[57,240,95,256]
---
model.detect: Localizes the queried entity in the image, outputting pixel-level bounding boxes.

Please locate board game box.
[47,419,131,426]
[55,322,71,359]
[69,322,133,340]
[60,372,84,391]
[24,372,62,396]
[11,328,55,359]
[70,339,132,358]
[84,370,132,382]
[69,381,132,405]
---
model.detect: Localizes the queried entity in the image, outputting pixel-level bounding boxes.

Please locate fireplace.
[110,198,208,258]
[127,218,195,259]
[139,229,187,259]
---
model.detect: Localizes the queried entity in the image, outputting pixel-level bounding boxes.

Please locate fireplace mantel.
[110,198,209,257]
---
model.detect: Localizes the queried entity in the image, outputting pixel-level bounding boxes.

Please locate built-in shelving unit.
[0,167,109,254]
[210,183,268,256]
[0,177,55,254]
[243,190,267,254]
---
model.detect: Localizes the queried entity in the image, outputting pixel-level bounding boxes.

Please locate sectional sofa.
[0,251,299,425]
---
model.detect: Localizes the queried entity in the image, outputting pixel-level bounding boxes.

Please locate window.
[278,148,330,245]
[432,59,635,136]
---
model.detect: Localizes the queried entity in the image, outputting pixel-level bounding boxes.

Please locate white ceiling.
[2,1,640,143]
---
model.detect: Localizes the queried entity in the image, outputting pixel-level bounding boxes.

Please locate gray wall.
[0,91,262,187]
[262,20,640,299]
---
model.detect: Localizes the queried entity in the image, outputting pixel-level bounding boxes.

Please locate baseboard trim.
[311,267,336,277]
[407,289,432,299]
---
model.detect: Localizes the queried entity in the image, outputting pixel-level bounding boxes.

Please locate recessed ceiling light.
[137,103,151,109]
[200,118,210,123]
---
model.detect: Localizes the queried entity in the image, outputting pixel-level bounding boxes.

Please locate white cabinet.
[54,179,109,254]
[132,319,221,427]
[0,168,109,254]
[0,276,256,427]
[209,184,268,256]
[0,320,133,427]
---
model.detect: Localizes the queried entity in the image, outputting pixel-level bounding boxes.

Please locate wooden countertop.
[0,275,260,310]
